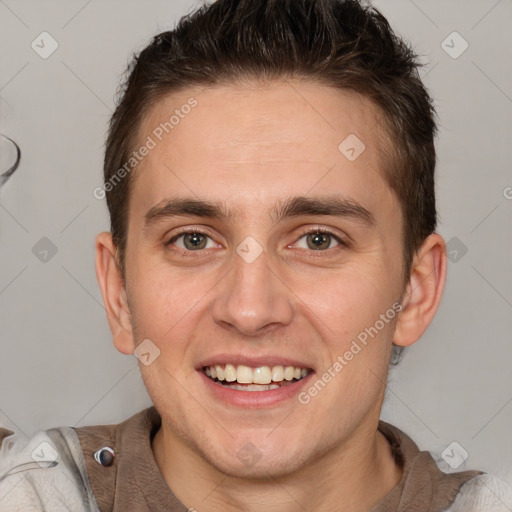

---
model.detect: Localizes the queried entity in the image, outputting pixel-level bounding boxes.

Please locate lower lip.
[198,370,314,408]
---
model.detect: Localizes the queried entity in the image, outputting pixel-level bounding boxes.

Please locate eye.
[293,228,345,251]
[164,227,346,254]
[165,230,217,251]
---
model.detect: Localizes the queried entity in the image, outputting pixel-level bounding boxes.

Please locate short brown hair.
[103,0,437,284]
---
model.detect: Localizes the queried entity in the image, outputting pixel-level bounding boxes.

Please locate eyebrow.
[143,195,376,229]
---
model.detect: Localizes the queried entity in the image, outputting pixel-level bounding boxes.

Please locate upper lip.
[197,354,314,371]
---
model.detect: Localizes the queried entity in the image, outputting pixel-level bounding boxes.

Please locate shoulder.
[378,420,512,511]
[0,425,99,511]
[446,472,512,512]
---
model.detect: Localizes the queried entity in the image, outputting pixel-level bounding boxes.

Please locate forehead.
[130,80,396,224]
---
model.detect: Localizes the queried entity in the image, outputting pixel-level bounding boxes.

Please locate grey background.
[1,0,511,483]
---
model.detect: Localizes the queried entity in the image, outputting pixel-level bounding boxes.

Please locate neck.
[152,418,402,512]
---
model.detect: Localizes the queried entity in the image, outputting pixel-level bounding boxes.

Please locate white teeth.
[204,364,310,385]
[225,364,237,382]
[253,366,272,384]
[224,383,282,391]
[271,365,284,382]
[215,364,225,380]
[284,366,295,381]
[236,365,253,384]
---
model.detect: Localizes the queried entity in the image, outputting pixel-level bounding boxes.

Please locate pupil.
[185,233,206,250]
[309,233,329,250]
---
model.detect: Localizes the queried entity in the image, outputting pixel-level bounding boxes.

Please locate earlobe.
[95,232,134,355]
[393,233,447,347]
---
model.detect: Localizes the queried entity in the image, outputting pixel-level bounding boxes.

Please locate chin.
[204,450,309,480]
[193,430,313,480]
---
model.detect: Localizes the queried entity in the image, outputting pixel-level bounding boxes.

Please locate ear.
[95,232,134,355]
[393,233,447,347]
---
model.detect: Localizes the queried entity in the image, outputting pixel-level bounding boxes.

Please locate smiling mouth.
[202,363,311,391]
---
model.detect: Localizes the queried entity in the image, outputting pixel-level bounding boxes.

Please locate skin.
[96,80,447,512]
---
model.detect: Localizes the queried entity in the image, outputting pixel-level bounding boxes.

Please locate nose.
[212,246,294,336]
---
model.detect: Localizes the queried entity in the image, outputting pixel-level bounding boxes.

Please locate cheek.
[297,263,400,401]
[301,263,398,338]
[126,263,206,360]
[130,250,205,318]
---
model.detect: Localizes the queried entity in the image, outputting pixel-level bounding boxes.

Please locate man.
[1,0,511,510]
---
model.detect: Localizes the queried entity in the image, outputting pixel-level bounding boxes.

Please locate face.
[120,80,406,477]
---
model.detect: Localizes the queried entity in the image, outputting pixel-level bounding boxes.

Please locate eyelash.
[165,227,347,257]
